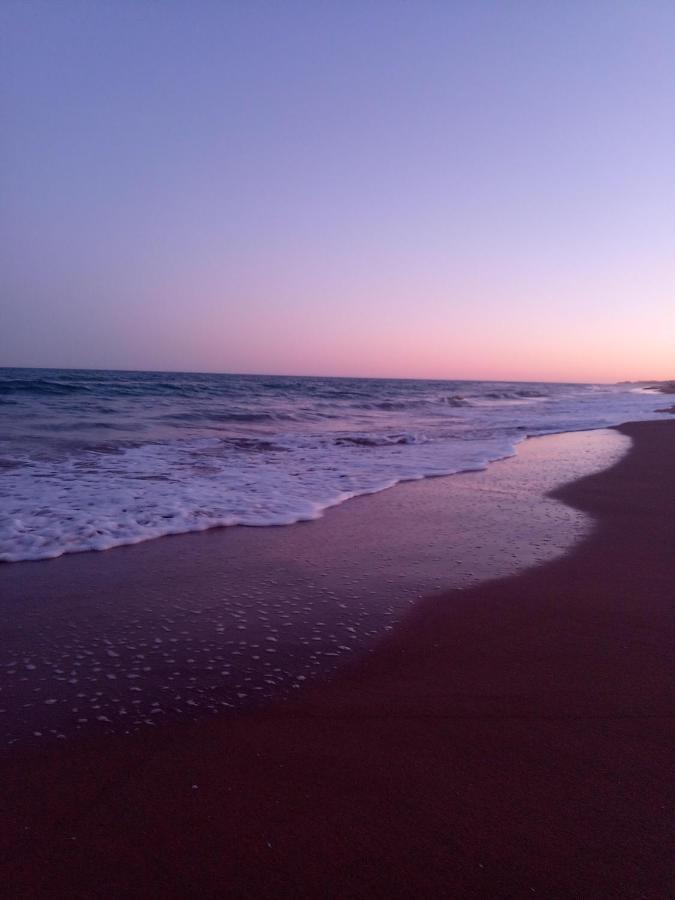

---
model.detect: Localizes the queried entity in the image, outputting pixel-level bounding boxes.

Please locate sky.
[1,1,673,383]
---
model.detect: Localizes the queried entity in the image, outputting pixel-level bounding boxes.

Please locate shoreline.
[0,427,628,746]
[0,425,617,568]
[2,420,673,896]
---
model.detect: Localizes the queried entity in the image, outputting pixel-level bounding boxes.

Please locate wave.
[0,432,516,562]
[34,420,128,432]
[354,399,427,411]
[472,389,550,401]
[0,371,667,563]
[160,409,297,424]
[444,395,472,407]
[0,377,91,396]
[334,433,424,447]
[220,437,288,452]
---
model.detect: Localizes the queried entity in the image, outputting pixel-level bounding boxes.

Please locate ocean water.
[0,368,666,563]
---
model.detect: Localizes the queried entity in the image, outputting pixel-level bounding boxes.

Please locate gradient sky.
[2,1,673,382]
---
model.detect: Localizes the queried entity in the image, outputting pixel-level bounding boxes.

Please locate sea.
[0,367,667,563]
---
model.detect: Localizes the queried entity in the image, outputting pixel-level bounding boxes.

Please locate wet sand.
[1,420,673,897]
[0,428,626,745]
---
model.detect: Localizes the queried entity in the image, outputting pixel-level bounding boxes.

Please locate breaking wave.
[0,368,667,562]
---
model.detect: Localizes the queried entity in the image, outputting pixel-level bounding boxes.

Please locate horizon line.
[0,364,670,386]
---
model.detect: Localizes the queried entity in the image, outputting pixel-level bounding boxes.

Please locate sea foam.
[0,369,667,562]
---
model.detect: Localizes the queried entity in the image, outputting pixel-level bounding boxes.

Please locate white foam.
[0,381,667,562]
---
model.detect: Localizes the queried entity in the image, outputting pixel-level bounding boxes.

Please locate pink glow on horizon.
[2,3,673,382]
[142,261,674,384]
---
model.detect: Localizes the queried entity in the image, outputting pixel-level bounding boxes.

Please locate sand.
[0,428,627,745]
[1,420,673,897]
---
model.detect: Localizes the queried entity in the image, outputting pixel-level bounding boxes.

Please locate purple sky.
[2,1,673,381]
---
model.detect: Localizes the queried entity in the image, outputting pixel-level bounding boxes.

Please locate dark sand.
[1,421,673,897]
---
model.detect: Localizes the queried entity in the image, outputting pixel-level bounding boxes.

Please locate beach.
[0,426,628,744]
[5,2,673,895]
[1,419,673,897]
